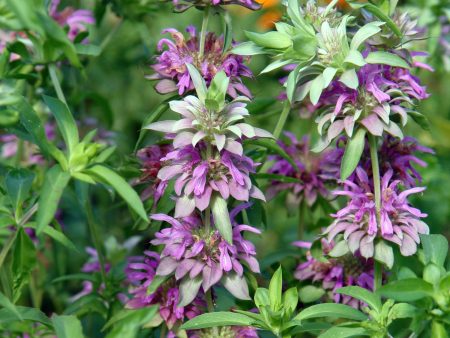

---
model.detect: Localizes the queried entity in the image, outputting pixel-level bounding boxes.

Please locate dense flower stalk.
[149,26,252,97]
[50,0,95,41]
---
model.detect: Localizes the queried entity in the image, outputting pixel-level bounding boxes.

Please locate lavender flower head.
[315,62,430,150]
[267,133,340,207]
[294,240,376,309]
[157,145,265,217]
[149,26,252,97]
[150,205,260,303]
[126,251,205,329]
[50,0,95,42]
[326,168,429,259]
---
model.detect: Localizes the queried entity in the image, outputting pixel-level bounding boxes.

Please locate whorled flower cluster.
[267,133,341,207]
[150,206,260,298]
[148,26,252,97]
[294,240,376,309]
[326,168,429,258]
[315,62,430,149]
[172,0,261,11]
[126,251,205,330]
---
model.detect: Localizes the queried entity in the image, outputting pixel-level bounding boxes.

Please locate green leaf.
[269,266,283,311]
[12,228,37,301]
[102,306,158,331]
[283,287,299,316]
[245,138,299,171]
[420,234,448,267]
[181,312,255,330]
[431,321,448,338]
[52,273,97,284]
[0,291,23,321]
[43,95,79,154]
[319,326,369,338]
[0,306,51,326]
[349,2,402,37]
[409,111,430,131]
[388,303,417,320]
[211,194,233,244]
[260,59,294,74]
[231,41,265,56]
[374,240,394,269]
[15,97,67,168]
[365,51,409,68]
[294,303,367,322]
[340,128,366,180]
[310,74,324,105]
[378,278,434,301]
[5,168,35,216]
[350,22,383,50]
[75,44,101,56]
[336,286,382,312]
[52,315,85,338]
[178,275,203,307]
[254,288,270,309]
[36,165,71,234]
[24,223,78,252]
[206,71,229,109]
[186,64,207,102]
[245,31,292,50]
[299,286,326,303]
[339,69,359,89]
[84,165,148,223]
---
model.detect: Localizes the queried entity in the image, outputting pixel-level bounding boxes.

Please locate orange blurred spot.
[257,10,282,29]
[255,0,280,8]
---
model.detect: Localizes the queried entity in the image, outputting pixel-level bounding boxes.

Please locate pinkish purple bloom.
[148,26,252,97]
[150,206,260,300]
[146,94,272,155]
[315,62,430,150]
[294,240,377,309]
[125,250,205,329]
[157,145,265,217]
[325,168,429,258]
[135,144,173,203]
[50,0,95,42]
[267,133,340,207]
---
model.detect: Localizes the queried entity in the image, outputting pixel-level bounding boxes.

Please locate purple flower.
[267,133,341,207]
[125,251,205,329]
[135,144,173,203]
[315,62,430,150]
[148,26,252,97]
[325,168,429,258]
[294,240,377,309]
[172,0,261,11]
[49,0,95,42]
[157,144,265,217]
[188,326,259,337]
[146,94,272,154]
[150,206,260,300]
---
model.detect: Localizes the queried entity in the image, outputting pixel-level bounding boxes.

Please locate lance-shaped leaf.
[5,168,35,216]
[181,312,255,330]
[294,303,367,322]
[36,165,71,234]
[186,64,207,102]
[12,228,37,301]
[0,306,51,326]
[377,278,434,301]
[178,275,202,307]
[52,315,85,338]
[341,128,366,180]
[0,292,23,321]
[211,194,233,244]
[43,95,79,155]
[84,165,148,223]
[269,266,283,311]
[336,286,382,312]
[349,2,402,37]
[365,51,409,68]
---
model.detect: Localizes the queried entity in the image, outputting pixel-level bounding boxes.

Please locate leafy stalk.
[273,101,291,139]
[48,64,67,105]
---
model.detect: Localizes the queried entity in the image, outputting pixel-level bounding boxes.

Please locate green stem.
[206,289,218,335]
[159,325,167,338]
[48,64,67,104]
[14,139,24,168]
[374,260,382,291]
[369,134,383,290]
[85,197,108,288]
[368,135,381,223]
[273,101,291,139]
[298,200,306,239]
[199,6,211,59]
